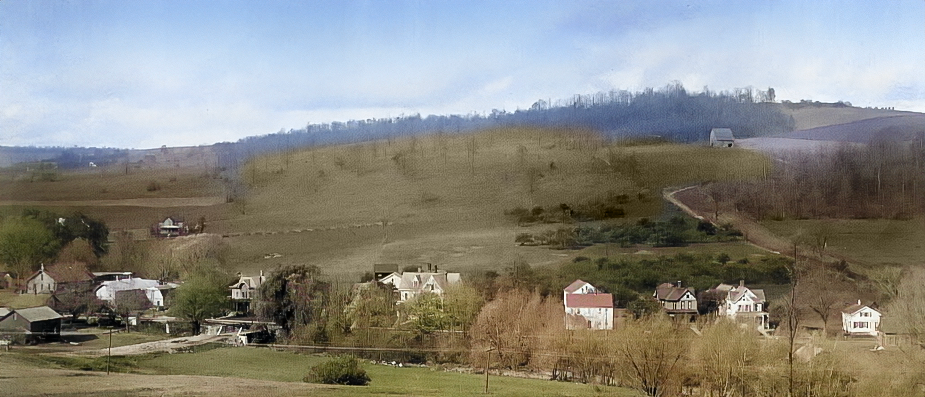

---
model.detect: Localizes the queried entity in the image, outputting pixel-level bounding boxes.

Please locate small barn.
[0,306,64,341]
[710,128,735,147]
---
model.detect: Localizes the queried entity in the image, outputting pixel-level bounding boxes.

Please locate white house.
[712,281,769,329]
[229,271,266,314]
[379,270,462,303]
[563,280,613,330]
[841,301,881,336]
[563,279,598,301]
[655,282,698,317]
[709,128,735,147]
[96,277,165,308]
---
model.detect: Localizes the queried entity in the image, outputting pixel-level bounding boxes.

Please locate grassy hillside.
[216,128,770,276]
[777,103,911,130]
[0,127,772,279]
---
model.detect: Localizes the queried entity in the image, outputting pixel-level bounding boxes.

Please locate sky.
[1,0,924,149]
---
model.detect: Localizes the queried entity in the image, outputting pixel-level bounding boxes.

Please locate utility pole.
[107,329,113,375]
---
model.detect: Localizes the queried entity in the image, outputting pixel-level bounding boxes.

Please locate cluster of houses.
[564,278,884,337]
[23,263,177,308]
[0,263,178,342]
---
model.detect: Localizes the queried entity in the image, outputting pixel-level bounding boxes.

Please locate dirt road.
[65,333,229,357]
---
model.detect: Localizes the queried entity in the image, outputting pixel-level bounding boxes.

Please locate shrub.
[146,181,162,191]
[304,355,371,386]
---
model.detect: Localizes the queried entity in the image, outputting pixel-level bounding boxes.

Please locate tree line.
[709,138,925,220]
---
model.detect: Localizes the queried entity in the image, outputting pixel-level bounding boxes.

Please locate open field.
[777,104,910,131]
[1,347,638,396]
[761,219,925,268]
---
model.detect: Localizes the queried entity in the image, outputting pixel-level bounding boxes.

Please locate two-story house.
[711,281,769,330]
[24,263,95,295]
[379,269,461,303]
[230,271,266,314]
[563,280,614,330]
[655,282,698,319]
[841,300,881,336]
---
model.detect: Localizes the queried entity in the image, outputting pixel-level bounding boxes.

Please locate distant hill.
[775,114,925,143]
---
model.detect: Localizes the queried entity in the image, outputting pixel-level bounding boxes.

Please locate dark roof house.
[655,282,698,315]
[0,306,64,341]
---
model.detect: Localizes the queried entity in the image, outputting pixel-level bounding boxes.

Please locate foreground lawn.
[12,346,638,396]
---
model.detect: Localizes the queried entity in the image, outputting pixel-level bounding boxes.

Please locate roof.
[655,283,695,301]
[565,293,613,308]
[711,128,735,140]
[229,273,264,290]
[842,303,879,315]
[564,279,591,293]
[392,272,461,293]
[714,284,766,304]
[27,263,95,284]
[13,306,63,322]
[97,278,161,301]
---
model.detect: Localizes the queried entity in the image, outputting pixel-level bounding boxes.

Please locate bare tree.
[611,316,689,397]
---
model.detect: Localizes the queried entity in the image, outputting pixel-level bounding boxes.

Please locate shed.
[0,306,64,340]
[710,128,735,147]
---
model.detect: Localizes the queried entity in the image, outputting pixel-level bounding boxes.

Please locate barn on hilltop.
[710,128,735,147]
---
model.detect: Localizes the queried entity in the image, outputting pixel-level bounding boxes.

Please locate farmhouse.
[655,282,698,318]
[0,306,64,341]
[710,128,735,147]
[841,300,881,336]
[379,266,461,303]
[24,263,95,295]
[230,271,266,314]
[153,217,188,237]
[710,281,769,330]
[563,280,614,330]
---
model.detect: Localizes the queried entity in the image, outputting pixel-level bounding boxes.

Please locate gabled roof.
[230,273,265,290]
[564,279,592,293]
[842,303,879,315]
[27,263,95,284]
[565,293,613,308]
[391,272,461,293]
[655,283,695,301]
[711,128,735,140]
[13,306,63,322]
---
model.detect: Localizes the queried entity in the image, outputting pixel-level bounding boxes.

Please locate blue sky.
[2,0,923,149]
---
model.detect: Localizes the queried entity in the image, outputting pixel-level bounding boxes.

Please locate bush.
[146,181,162,191]
[304,355,371,386]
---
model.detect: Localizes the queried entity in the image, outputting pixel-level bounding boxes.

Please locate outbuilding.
[710,128,735,147]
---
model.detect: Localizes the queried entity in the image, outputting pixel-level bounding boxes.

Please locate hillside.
[215,128,770,276]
